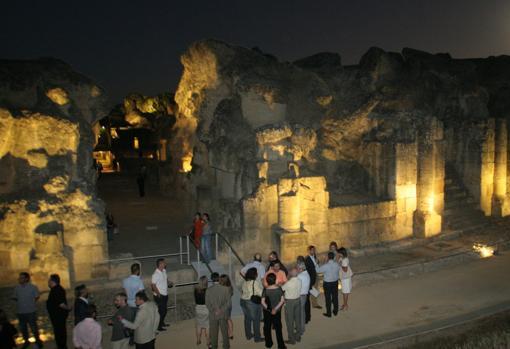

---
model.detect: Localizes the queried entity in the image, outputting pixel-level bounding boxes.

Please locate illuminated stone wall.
[0,58,108,288]
[171,40,510,262]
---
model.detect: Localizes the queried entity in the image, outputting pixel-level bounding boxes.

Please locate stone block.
[413,210,442,238]
[279,231,309,264]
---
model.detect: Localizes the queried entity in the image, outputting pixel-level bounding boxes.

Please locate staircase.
[181,234,244,316]
[442,166,489,234]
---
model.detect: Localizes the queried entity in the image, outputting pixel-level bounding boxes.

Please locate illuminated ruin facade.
[169,40,510,262]
[0,59,109,287]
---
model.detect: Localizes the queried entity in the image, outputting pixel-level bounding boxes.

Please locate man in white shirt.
[297,262,310,336]
[240,253,265,281]
[317,252,340,317]
[151,258,173,331]
[281,267,302,344]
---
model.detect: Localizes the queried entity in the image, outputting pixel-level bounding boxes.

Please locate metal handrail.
[215,232,245,266]
[179,234,214,274]
[95,280,199,321]
[104,252,184,263]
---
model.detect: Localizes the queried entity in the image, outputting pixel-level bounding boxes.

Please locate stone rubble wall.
[170,40,510,263]
[0,59,109,288]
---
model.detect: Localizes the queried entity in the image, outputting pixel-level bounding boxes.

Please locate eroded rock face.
[0,58,108,287]
[169,40,510,260]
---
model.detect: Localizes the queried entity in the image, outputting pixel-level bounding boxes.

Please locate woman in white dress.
[338,247,353,310]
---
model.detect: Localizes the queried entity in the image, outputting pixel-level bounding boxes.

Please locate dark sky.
[2,0,509,103]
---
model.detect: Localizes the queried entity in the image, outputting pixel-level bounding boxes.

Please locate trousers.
[49,314,67,348]
[17,312,41,343]
[154,294,168,328]
[135,339,155,349]
[263,310,285,349]
[299,295,307,335]
[323,280,339,315]
[240,299,262,340]
[111,338,130,349]
[209,318,229,349]
[284,298,301,342]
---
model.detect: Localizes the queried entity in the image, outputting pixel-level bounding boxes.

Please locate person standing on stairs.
[191,212,204,249]
[151,258,173,331]
[201,213,213,262]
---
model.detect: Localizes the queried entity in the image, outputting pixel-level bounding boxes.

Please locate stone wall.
[0,59,108,288]
[169,40,510,263]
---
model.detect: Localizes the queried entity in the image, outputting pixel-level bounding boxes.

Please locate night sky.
[2,0,509,104]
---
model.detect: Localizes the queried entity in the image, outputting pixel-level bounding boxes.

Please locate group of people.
[1,240,351,349]
[2,257,176,349]
[191,242,353,349]
[190,212,214,262]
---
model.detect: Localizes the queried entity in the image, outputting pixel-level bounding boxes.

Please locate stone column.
[413,118,444,238]
[393,142,417,239]
[159,139,168,161]
[491,118,510,216]
[278,179,301,231]
[480,119,495,215]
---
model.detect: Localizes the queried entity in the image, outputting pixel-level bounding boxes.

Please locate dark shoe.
[157,327,167,331]
[313,305,322,309]
[254,338,265,343]
[163,322,170,327]
[229,336,234,340]
[333,311,338,316]
[323,313,331,317]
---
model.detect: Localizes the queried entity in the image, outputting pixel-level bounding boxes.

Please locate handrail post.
[215,233,219,260]
[187,237,190,265]
[228,247,232,281]
[173,281,177,321]
[179,237,183,264]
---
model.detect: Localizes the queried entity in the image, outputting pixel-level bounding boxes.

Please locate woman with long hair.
[191,212,204,249]
[219,274,234,340]
[240,267,264,342]
[194,275,211,347]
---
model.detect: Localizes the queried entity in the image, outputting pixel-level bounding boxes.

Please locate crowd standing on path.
[1,221,352,349]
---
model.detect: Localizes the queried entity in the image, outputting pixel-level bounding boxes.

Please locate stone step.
[443,216,488,230]
[443,205,484,216]
[444,197,478,206]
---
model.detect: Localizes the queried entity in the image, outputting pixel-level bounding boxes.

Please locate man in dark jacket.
[47,274,70,349]
[73,284,89,325]
[304,245,321,323]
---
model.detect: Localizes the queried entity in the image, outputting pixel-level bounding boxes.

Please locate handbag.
[250,280,261,304]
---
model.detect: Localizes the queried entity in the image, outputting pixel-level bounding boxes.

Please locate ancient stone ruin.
[169,40,510,263]
[2,40,510,286]
[0,58,109,288]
